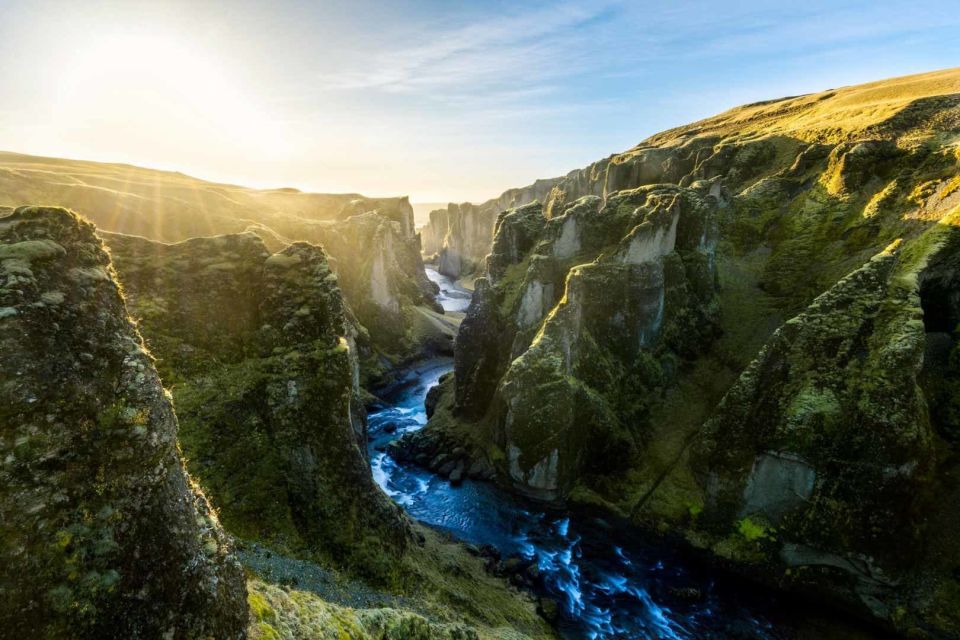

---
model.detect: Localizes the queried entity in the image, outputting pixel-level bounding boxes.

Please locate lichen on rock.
[0,206,247,638]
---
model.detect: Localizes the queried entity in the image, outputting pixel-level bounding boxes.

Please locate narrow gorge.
[4,67,960,640]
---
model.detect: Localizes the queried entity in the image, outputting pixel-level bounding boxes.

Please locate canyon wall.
[0,206,554,639]
[419,178,564,279]
[403,68,960,635]
[0,152,438,374]
[103,230,412,580]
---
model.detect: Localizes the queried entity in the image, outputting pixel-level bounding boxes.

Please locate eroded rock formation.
[103,230,412,580]
[0,207,247,639]
[419,179,564,279]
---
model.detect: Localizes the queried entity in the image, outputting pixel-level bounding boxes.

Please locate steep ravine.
[1,207,554,640]
[369,268,878,639]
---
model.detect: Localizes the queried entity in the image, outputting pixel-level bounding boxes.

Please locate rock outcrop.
[418,186,721,499]
[421,203,500,279]
[103,231,412,581]
[667,229,960,634]
[307,212,442,364]
[688,241,931,617]
[0,207,247,638]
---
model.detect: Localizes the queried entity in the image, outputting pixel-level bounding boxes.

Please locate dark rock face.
[104,231,411,581]
[690,243,933,614]
[424,374,449,419]
[0,207,247,639]
[496,188,720,498]
[453,277,508,418]
[443,186,721,498]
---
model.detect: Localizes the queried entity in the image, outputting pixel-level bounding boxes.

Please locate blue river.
[366,268,824,639]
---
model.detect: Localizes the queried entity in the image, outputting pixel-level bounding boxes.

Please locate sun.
[51,32,290,161]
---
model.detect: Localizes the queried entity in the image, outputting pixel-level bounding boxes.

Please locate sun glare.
[51,32,291,161]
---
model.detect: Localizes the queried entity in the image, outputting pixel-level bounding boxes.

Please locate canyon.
[3,67,960,639]
[403,67,960,638]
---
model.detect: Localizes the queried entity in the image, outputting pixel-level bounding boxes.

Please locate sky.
[0,0,958,203]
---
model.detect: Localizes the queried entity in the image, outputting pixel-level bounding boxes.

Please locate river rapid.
[366,268,812,640]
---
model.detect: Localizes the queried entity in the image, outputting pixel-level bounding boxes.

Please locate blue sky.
[0,0,958,201]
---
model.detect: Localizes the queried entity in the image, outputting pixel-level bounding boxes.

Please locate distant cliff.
[0,152,438,374]
[0,151,415,245]
[420,178,563,279]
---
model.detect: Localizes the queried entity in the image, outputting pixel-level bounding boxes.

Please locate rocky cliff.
[427,185,720,500]
[102,230,412,581]
[305,213,443,367]
[402,68,960,635]
[0,206,553,639]
[419,179,564,279]
[0,152,439,372]
[676,233,958,633]
[0,207,247,638]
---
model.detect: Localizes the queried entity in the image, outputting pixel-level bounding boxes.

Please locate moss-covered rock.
[666,224,960,635]
[103,231,411,583]
[0,206,247,638]
[307,212,442,365]
[490,187,721,498]
[420,181,563,279]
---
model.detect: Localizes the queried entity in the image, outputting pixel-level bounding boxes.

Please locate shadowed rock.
[0,206,247,639]
[102,230,412,581]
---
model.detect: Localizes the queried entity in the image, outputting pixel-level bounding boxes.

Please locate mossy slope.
[412,68,960,635]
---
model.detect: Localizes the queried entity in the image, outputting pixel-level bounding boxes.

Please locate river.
[367,267,795,639]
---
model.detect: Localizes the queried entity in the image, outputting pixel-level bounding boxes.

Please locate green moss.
[0,238,66,261]
[497,256,531,316]
[737,517,772,542]
[249,591,277,622]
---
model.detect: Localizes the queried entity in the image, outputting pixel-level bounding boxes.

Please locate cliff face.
[306,212,442,365]
[679,237,951,629]
[408,68,960,634]
[103,231,411,580]
[0,207,247,638]
[436,186,720,499]
[0,152,439,370]
[0,207,551,639]
[421,203,499,279]
[419,179,564,279]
